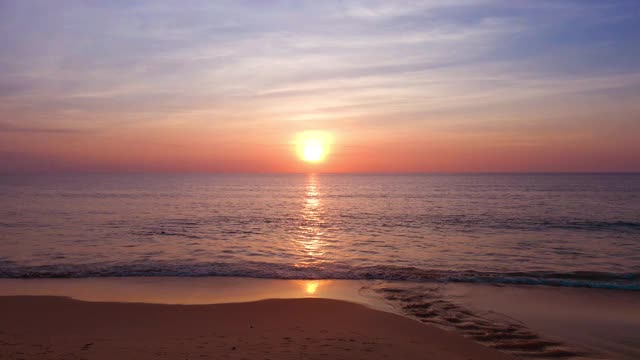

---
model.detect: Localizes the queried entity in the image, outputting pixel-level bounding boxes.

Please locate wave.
[541,220,640,232]
[419,217,640,233]
[1,261,638,291]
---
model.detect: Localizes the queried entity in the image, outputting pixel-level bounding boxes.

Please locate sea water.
[1,173,638,290]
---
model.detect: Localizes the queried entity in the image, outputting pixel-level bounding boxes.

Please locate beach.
[1,277,639,359]
[1,174,638,359]
[3,0,640,358]
[0,294,515,360]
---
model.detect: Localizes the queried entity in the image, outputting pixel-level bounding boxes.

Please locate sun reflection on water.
[305,281,319,295]
[298,280,332,297]
[293,174,327,267]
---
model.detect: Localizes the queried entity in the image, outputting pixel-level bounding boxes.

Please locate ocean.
[1,173,639,290]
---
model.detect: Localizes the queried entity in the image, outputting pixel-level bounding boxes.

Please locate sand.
[1,277,639,359]
[442,283,640,359]
[0,295,514,360]
[370,282,640,359]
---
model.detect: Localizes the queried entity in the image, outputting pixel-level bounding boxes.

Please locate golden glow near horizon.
[296,131,332,163]
[305,281,319,295]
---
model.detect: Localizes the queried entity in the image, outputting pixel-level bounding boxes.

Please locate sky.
[1,0,639,173]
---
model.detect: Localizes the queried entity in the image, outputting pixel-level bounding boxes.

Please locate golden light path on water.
[304,281,320,295]
[293,173,327,269]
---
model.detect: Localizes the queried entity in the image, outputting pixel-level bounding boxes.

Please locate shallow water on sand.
[1,277,638,359]
[1,174,639,290]
[369,281,640,360]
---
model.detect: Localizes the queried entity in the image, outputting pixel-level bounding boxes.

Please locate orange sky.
[1,1,639,173]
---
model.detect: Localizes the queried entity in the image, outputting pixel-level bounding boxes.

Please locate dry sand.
[0,295,514,360]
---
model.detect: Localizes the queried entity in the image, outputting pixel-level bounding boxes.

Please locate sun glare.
[296,131,331,163]
[305,281,319,295]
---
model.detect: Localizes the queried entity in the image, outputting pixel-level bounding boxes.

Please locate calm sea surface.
[0,174,638,289]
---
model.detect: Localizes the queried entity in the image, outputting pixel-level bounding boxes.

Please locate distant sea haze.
[0,174,638,290]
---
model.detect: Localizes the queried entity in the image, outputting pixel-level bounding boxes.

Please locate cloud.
[0,122,84,134]
[0,0,639,172]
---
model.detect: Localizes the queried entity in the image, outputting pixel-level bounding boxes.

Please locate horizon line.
[1,171,639,176]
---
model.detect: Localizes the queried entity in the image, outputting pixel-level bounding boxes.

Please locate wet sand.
[371,282,640,359]
[442,283,640,359]
[0,295,514,360]
[1,277,638,359]
[0,277,379,307]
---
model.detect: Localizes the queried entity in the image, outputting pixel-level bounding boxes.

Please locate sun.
[296,131,331,163]
[302,139,325,162]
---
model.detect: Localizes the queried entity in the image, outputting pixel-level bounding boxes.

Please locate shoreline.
[0,277,389,310]
[1,277,638,359]
[0,295,514,360]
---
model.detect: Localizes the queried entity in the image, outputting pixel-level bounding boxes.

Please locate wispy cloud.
[0,122,84,134]
[1,0,639,172]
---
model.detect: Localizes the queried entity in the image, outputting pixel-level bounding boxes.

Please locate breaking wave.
[1,260,638,291]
